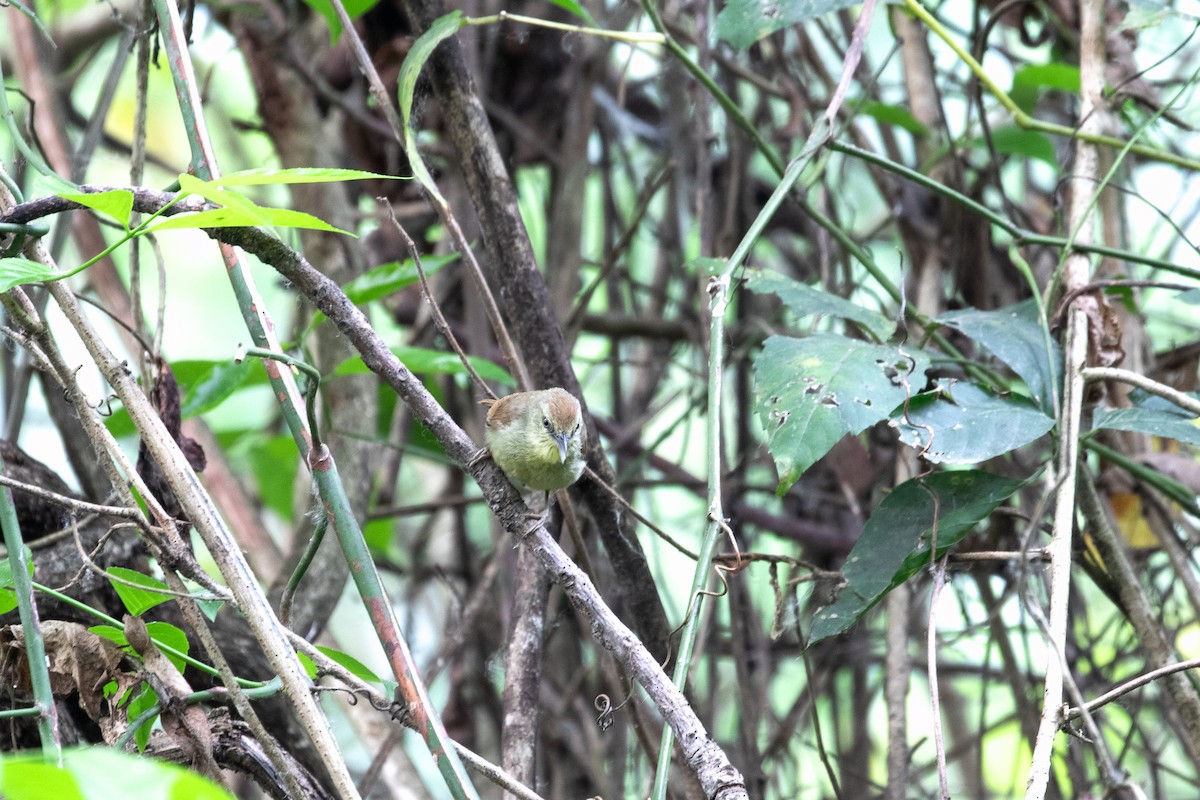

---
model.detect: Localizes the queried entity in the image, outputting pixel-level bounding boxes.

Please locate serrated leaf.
[810,470,1023,642]
[107,566,171,616]
[937,299,1060,413]
[1094,389,1200,445]
[57,189,135,230]
[745,268,894,340]
[755,334,930,493]
[0,257,60,291]
[892,380,1055,464]
[332,347,513,385]
[715,0,860,50]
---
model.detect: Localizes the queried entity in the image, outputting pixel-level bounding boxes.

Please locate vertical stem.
[0,455,61,760]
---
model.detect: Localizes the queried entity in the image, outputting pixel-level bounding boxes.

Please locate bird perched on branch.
[481,388,586,492]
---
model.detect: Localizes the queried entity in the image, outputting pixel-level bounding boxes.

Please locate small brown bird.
[481,388,586,491]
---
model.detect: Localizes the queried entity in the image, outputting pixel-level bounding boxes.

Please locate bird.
[480,388,586,492]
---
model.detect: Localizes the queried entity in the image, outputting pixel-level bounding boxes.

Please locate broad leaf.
[1094,389,1200,446]
[745,268,894,341]
[333,347,513,385]
[716,0,860,50]
[0,746,234,800]
[0,258,59,291]
[938,299,1060,413]
[300,0,383,43]
[179,359,257,419]
[755,334,930,493]
[892,380,1055,463]
[810,470,1023,642]
[107,567,171,616]
[57,189,135,230]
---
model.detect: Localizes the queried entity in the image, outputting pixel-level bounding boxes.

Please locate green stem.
[0,459,60,760]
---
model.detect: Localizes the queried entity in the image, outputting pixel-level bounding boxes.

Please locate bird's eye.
[542,417,551,429]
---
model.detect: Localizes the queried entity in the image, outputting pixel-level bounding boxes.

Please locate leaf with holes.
[745,268,894,341]
[810,470,1023,643]
[755,333,930,494]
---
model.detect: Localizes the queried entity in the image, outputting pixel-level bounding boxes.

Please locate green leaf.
[158,173,353,235]
[1094,389,1200,446]
[316,645,384,685]
[1011,63,1080,113]
[0,257,60,291]
[332,347,514,386]
[179,359,257,418]
[308,253,458,330]
[745,268,894,341]
[892,381,1055,464]
[208,167,404,186]
[977,124,1057,166]
[0,550,33,615]
[716,0,859,50]
[810,470,1023,642]
[542,0,594,23]
[856,101,930,137]
[124,683,158,752]
[300,0,383,44]
[343,254,456,306]
[149,206,348,235]
[0,747,235,800]
[107,567,171,616]
[89,622,190,674]
[57,190,135,230]
[242,435,302,519]
[755,334,930,493]
[937,299,1060,413]
[397,11,467,206]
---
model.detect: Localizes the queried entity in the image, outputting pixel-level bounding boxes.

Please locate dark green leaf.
[979,125,1057,166]
[856,101,930,137]
[937,299,1060,413]
[755,334,930,493]
[892,381,1055,463]
[542,0,594,23]
[716,0,860,50]
[107,566,171,616]
[745,268,894,340]
[810,470,1023,642]
[1094,389,1200,446]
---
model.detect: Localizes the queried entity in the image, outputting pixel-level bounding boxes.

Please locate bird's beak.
[552,433,569,463]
